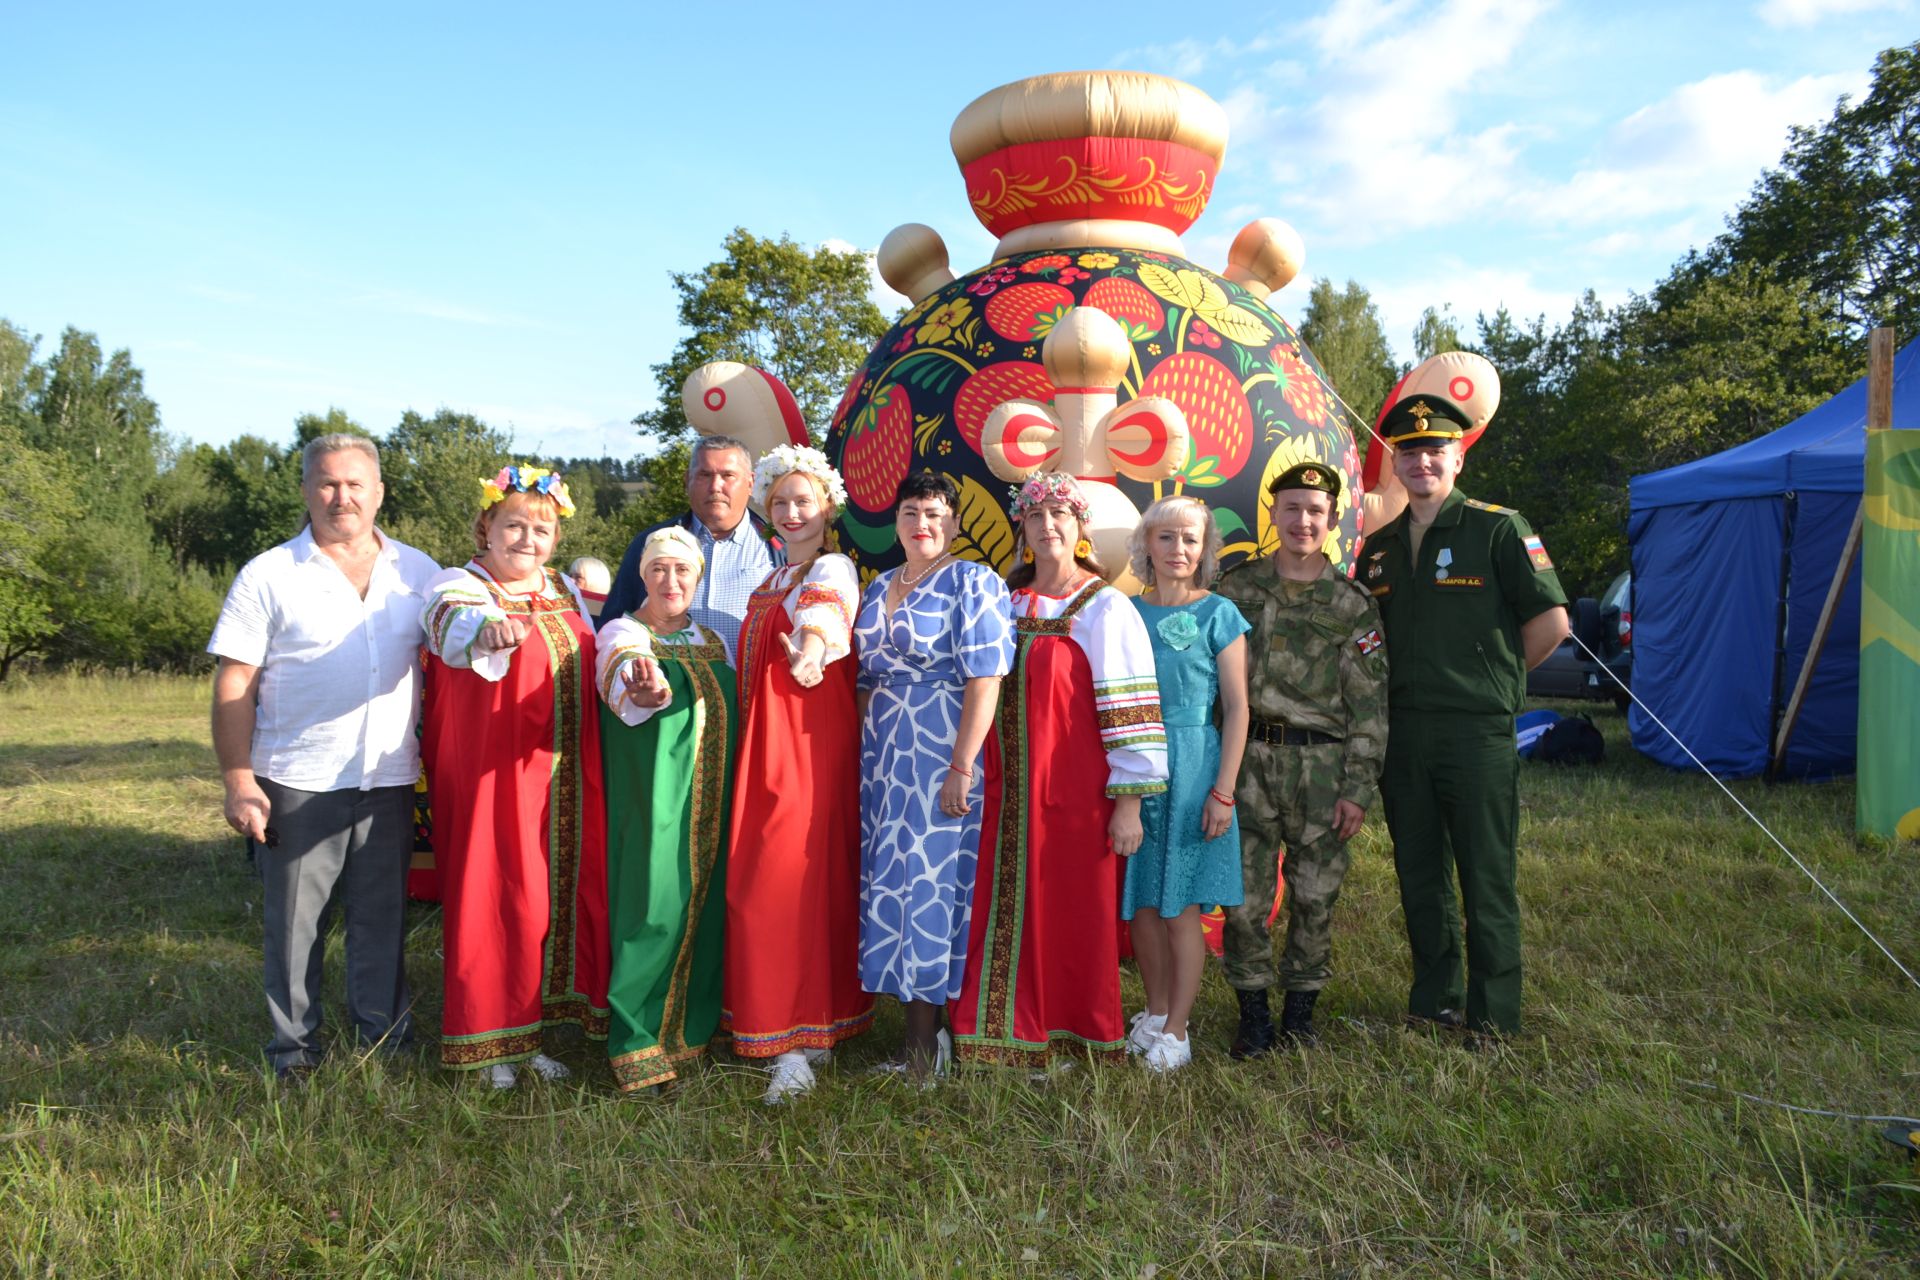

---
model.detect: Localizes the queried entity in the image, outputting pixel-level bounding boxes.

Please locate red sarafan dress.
[722,554,873,1057]
[420,562,610,1070]
[951,578,1168,1066]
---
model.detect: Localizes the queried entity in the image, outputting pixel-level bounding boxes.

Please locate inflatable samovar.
[825,70,1360,585]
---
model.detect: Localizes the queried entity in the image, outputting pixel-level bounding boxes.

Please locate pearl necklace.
[897,552,951,590]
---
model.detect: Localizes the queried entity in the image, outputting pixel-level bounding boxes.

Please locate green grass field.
[3,674,1917,1277]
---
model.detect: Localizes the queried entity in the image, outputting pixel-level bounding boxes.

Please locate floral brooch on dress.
[1157,610,1201,651]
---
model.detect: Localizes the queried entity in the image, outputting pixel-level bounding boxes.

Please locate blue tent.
[1627,336,1920,778]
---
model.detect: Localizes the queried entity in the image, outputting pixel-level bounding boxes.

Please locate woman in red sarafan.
[952,472,1169,1067]
[419,466,609,1088]
[723,445,872,1103]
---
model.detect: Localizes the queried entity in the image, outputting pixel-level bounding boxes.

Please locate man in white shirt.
[599,435,781,655]
[207,434,440,1079]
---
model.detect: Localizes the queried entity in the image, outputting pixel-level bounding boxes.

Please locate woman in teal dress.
[1124,496,1251,1073]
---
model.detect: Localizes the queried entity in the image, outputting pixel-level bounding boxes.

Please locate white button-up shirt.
[207,526,441,792]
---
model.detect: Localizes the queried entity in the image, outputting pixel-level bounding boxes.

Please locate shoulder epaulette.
[1464,498,1517,516]
[1332,571,1373,599]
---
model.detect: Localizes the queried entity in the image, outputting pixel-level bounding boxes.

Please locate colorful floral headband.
[480,464,576,518]
[1008,472,1091,522]
[751,444,848,513]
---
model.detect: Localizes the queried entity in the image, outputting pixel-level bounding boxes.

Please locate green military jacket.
[1215,555,1388,809]
[1361,487,1568,717]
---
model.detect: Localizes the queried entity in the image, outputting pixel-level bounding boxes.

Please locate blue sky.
[1,0,1909,457]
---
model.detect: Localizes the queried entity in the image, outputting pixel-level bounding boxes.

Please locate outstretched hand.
[625,656,671,709]
[780,632,824,689]
[478,615,530,655]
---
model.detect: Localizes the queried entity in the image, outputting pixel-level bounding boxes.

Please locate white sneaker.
[763,1052,816,1104]
[800,1047,833,1067]
[1143,1031,1192,1074]
[1126,1010,1168,1055]
[485,1063,518,1090]
[527,1053,571,1081]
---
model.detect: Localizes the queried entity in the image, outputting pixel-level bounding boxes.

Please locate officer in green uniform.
[1216,462,1388,1053]
[1362,393,1569,1038]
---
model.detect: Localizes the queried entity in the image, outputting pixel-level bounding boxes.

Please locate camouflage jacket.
[1215,555,1389,809]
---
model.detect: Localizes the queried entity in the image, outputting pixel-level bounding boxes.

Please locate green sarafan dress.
[596,615,737,1093]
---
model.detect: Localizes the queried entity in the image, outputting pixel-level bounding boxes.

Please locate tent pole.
[1767,332,1893,781]
[1769,504,1864,781]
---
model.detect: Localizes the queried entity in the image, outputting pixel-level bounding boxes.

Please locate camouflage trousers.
[1221,741,1352,993]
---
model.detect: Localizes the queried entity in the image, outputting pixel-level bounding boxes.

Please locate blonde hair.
[1129,496,1223,590]
[473,489,564,555]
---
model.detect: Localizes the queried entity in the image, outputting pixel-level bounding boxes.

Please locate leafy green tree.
[1710,40,1919,336]
[1295,278,1399,428]
[294,407,375,449]
[0,417,75,679]
[635,228,890,444]
[28,327,163,522]
[1412,305,1464,362]
[0,320,45,435]
[379,408,516,565]
[207,434,306,565]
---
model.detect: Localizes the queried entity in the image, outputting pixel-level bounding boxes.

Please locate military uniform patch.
[1524,534,1553,571]
[1356,628,1383,656]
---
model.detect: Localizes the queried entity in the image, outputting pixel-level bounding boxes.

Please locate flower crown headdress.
[1008,471,1090,521]
[480,464,576,518]
[751,444,848,513]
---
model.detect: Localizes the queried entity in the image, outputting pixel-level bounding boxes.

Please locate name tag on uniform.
[1370,584,1391,597]
[1433,576,1485,588]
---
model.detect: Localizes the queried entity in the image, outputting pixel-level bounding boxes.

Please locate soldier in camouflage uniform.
[1215,462,1388,1053]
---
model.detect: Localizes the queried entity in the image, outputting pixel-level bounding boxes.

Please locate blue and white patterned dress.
[855,560,1015,1003]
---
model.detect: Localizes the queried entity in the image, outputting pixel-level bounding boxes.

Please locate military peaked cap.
[1267,461,1342,501]
[1379,393,1472,446]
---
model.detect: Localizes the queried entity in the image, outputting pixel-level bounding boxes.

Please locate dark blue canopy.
[1627,336,1920,778]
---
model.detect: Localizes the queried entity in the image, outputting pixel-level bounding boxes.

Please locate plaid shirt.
[688,513,777,656]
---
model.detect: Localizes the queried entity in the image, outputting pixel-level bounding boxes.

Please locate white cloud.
[1111,33,1282,79]
[1527,69,1864,227]
[1245,0,1553,240]
[1757,0,1908,28]
[819,236,912,314]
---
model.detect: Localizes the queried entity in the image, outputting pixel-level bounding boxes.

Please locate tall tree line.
[0,325,655,679]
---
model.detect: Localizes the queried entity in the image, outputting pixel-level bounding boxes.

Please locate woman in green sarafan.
[595,527,738,1093]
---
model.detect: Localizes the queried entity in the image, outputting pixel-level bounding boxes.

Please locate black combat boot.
[1228,987,1275,1059]
[1279,989,1320,1046]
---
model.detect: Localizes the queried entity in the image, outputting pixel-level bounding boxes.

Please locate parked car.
[1527,571,1632,709]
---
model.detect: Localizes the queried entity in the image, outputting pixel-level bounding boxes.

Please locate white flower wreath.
[750,443,849,513]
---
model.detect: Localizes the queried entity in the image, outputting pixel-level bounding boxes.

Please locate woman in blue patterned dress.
[855,472,1015,1077]
[1124,496,1251,1073]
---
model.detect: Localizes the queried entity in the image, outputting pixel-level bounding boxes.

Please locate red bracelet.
[948,761,974,779]
[1209,788,1235,807]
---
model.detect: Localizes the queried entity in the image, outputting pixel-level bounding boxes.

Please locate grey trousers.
[255,778,416,1072]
